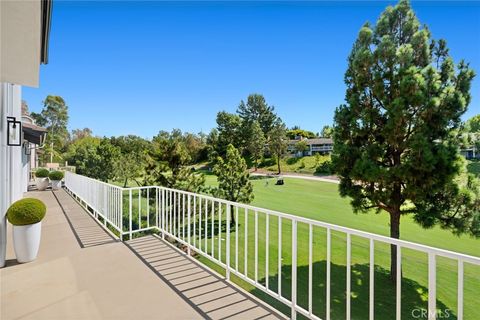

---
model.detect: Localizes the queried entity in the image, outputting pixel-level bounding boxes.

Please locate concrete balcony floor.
[1,189,285,320]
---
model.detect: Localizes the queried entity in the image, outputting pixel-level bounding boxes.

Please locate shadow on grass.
[250,261,455,320]
[286,157,301,165]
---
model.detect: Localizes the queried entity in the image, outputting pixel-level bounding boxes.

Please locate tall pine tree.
[332,0,477,281]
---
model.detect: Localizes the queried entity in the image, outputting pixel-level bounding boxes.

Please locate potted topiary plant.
[49,171,64,190]
[6,198,46,263]
[35,168,50,191]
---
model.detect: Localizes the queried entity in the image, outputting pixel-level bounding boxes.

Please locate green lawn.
[195,174,479,319]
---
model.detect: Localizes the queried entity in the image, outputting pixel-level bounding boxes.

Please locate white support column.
[0,83,22,268]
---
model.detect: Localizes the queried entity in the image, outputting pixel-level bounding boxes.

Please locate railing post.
[226,204,230,281]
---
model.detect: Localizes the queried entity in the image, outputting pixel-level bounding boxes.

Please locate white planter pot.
[12,222,42,263]
[51,180,62,190]
[36,177,49,191]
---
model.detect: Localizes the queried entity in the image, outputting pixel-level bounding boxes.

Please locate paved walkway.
[251,172,340,184]
[1,189,285,320]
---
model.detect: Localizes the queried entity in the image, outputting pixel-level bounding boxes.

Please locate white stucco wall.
[0,83,23,267]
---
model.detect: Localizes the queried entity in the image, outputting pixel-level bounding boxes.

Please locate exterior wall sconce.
[24,142,31,155]
[7,117,22,146]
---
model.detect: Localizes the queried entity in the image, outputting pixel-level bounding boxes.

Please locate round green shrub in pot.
[35,168,50,191]
[35,168,49,178]
[6,198,46,263]
[49,171,64,190]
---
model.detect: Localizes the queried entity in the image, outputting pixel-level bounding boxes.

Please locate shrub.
[48,170,64,181]
[35,168,49,178]
[315,160,332,174]
[6,198,46,226]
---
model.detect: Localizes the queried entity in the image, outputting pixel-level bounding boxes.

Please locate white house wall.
[0,83,23,267]
[0,0,42,87]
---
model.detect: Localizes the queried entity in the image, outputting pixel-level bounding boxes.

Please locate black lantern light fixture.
[7,117,22,146]
[24,142,31,155]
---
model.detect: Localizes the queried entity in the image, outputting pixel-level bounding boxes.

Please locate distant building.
[287,137,334,157]
[460,146,479,160]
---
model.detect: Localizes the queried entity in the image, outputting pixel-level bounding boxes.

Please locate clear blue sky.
[24,1,480,139]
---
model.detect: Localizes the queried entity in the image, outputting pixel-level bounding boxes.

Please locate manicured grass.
[197,175,479,319]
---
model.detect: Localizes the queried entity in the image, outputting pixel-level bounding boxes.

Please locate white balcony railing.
[64,171,480,320]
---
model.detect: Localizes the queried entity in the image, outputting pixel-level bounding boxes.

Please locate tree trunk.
[230,204,235,227]
[389,211,401,283]
[277,154,281,174]
[254,157,258,171]
[123,178,128,188]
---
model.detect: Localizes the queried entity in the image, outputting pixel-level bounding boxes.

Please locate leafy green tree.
[466,114,480,133]
[320,125,333,138]
[65,136,120,182]
[215,111,244,156]
[148,130,205,192]
[213,144,254,225]
[237,94,278,136]
[95,138,121,182]
[65,136,101,177]
[286,128,316,139]
[32,95,69,163]
[294,140,309,155]
[332,0,477,281]
[71,128,92,142]
[268,122,288,174]
[247,121,266,171]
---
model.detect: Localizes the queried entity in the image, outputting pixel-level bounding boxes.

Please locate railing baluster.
[199,195,202,252]
[326,228,331,320]
[458,260,463,320]
[278,216,282,298]
[218,202,222,262]
[162,189,165,239]
[174,191,177,236]
[183,194,186,242]
[369,239,374,320]
[204,198,208,252]
[266,213,269,290]
[129,189,132,240]
[226,204,230,280]
[308,224,313,317]
[291,219,297,320]
[187,194,191,256]
[147,188,150,229]
[347,233,351,320]
[428,252,436,320]
[138,190,141,230]
[211,200,214,257]
[396,246,402,320]
[168,191,174,235]
[245,208,248,277]
[255,210,258,283]
[235,206,239,271]
[193,195,196,248]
